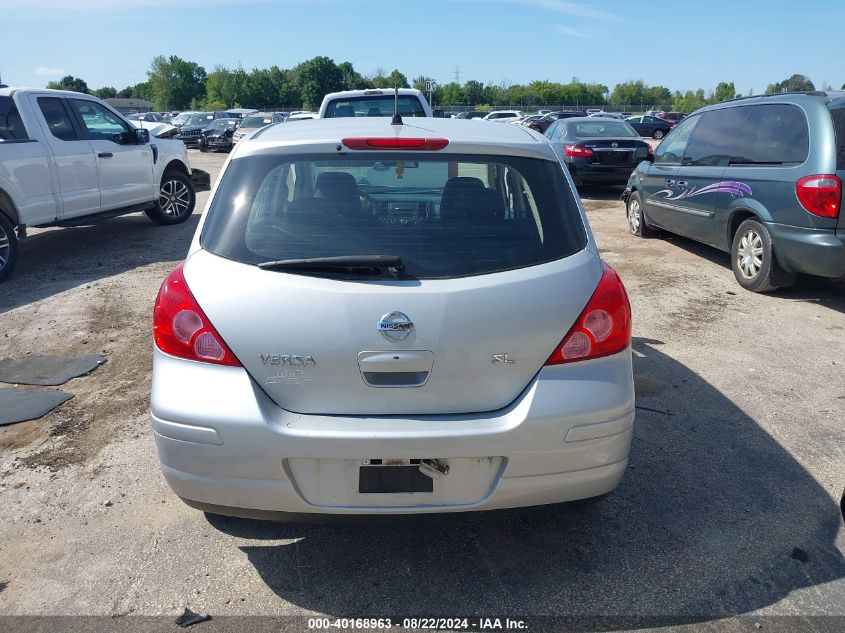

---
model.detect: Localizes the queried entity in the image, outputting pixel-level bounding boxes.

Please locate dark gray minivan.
[622,92,845,291]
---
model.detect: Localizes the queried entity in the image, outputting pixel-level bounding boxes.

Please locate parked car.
[588,112,626,120]
[625,115,672,139]
[519,114,546,126]
[0,87,198,281]
[198,118,240,153]
[622,92,845,292]
[455,111,487,120]
[526,111,586,134]
[128,112,166,123]
[285,112,317,121]
[170,111,197,128]
[319,89,432,119]
[482,110,523,123]
[150,117,635,519]
[544,117,652,186]
[232,112,286,145]
[176,112,228,147]
[657,111,687,128]
[225,108,259,119]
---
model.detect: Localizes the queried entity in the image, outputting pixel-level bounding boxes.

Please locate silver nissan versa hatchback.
[150,117,635,518]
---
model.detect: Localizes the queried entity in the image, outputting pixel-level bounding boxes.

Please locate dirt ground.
[1,149,843,626]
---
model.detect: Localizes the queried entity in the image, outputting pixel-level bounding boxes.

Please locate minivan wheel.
[731,218,788,292]
[626,192,653,237]
[652,129,665,140]
[145,170,196,225]
[0,213,19,283]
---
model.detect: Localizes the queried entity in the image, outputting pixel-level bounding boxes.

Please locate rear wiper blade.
[258,255,405,276]
[728,160,785,165]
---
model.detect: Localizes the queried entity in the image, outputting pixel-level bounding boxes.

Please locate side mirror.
[135,128,150,144]
[634,146,648,159]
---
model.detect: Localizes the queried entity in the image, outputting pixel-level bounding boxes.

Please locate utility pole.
[453,66,461,84]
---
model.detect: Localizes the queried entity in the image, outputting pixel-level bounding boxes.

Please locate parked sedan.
[527,111,586,134]
[128,112,166,123]
[625,115,671,139]
[545,117,652,186]
[198,118,240,153]
[232,112,287,145]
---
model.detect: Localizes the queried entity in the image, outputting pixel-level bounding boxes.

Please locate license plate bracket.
[359,465,434,494]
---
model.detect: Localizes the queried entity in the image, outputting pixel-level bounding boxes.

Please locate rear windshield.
[185,114,213,126]
[0,96,28,141]
[241,115,273,128]
[200,153,587,279]
[567,121,638,138]
[830,105,845,171]
[323,95,427,118]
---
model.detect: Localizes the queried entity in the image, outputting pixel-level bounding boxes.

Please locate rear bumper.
[568,160,636,185]
[768,222,845,278]
[151,348,635,517]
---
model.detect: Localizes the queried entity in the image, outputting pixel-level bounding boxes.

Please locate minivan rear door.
[829,103,845,237]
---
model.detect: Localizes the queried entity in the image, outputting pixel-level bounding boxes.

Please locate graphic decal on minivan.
[653,181,752,201]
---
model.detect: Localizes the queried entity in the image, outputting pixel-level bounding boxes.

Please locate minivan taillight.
[564,144,594,158]
[796,175,841,219]
[153,263,241,366]
[546,262,632,365]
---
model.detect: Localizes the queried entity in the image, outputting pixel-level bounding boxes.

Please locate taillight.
[341,137,449,151]
[153,263,241,366]
[796,175,841,219]
[546,262,632,365]
[564,144,594,158]
[647,144,654,155]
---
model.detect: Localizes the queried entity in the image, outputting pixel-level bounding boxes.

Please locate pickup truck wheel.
[0,213,19,282]
[146,171,196,225]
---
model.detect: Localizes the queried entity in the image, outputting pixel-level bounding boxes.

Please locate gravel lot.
[1,149,843,626]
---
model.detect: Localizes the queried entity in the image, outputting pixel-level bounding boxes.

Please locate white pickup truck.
[318,88,433,119]
[0,86,199,282]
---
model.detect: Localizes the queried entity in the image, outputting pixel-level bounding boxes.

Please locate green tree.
[46,75,89,93]
[439,81,464,105]
[371,68,409,89]
[131,82,152,102]
[610,80,647,107]
[713,81,736,103]
[116,86,133,98]
[146,55,207,110]
[463,80,485,106]
[643,85,672,109]
[766,74,815,94]
[294,56,344,110]
[92,86,117,99]
[339,62,368,91]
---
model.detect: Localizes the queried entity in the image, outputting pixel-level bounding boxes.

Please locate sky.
[0,0,842,96]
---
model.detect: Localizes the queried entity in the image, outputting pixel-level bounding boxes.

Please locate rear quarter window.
[200,153,587,279]
[0,96,29,141]
[729,104,809,165]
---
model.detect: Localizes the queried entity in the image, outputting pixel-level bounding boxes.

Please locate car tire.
[652,129,665,140]
[626,191,654,238]
[0,212,19,283]
[730,218,793,292]
[145,170,196,226]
